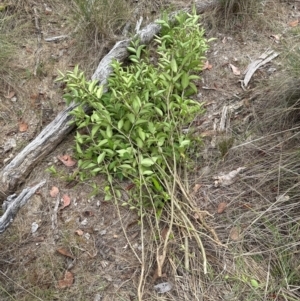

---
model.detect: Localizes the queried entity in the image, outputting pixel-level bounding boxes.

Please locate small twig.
[184,236,189,270]
[135,16,143,33]
[156,151,176,278]
[51,194,60,232]
[219,105,228,132]
[183,166,190,271]
[137,169,145,301]
[33,7,42,77]
[44,35,69,42]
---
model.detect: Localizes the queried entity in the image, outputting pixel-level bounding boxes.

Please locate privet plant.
[58,11,211,214]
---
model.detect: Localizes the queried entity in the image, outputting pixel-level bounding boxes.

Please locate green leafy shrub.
[58,11,211,212]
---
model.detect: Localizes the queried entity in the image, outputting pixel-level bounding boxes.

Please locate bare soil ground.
[1,0,300,300]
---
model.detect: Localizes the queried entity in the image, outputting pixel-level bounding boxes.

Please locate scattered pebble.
[100,230,107,236]
[81,218,88,226]
[31,222,39,233]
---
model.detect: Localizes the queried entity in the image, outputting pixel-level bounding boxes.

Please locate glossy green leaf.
[181,72,189,89]
[154,107,163,117]
[91,125,100,138]
[138,127,145,141]
[141,158,155,167]
[170,58,178,73]
[106,126,112,138]
[118,119,124,130]
[250,279,259,288]
[127,113,135,124]
[136,137,144,148]
[97,152,106,164]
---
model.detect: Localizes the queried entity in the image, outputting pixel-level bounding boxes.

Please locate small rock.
[100,230,107,236]
[154,282,173,294]
[81,218,88,226]
[3,138,16,152]
[31,222,39,233]
[94,294,102,301]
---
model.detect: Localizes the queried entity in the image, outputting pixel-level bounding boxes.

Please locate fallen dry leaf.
[193,184,202,193]
[161,227,169,241]
[57,154,76,167]
[61,194,71,209]
[58,271,74,289]
[230,226,241,241]
[49,186,59,198]
[217,202,227,214]
[125,183,135,191]
[229,64,241,75]
[270,34,281,42]
[19,121,28,132]
[56,247,75,259]
[25,46,33,53]
[5,91,15,99]
[203,60,213,70]
[30,94,39,100]
[75,229,84,236]
[193,212,200,220]
[288,19,299,27]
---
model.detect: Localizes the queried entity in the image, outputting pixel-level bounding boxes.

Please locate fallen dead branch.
[243,49,279,88]
[0,180,46,233]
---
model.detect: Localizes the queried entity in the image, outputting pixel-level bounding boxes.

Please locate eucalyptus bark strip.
[0,0,218,201]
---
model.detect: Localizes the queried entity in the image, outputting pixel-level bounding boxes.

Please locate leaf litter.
[61,194,71,209]
[49,186,59,198]
[56,247,75,259]
[57,154,76,167]
[58,271,74,289]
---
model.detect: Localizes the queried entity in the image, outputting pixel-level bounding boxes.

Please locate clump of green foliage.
[58,11,211,213]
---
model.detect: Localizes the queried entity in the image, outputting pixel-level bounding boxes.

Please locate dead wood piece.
[243,50,279,88]
[44,35,69,42]
[0,104,77,200]
[0,0,219,202]
[0,180,46,233]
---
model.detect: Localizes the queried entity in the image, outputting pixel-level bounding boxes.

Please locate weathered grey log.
[0,104,77,200]
[0,180,46,233]
[0,0,219,201]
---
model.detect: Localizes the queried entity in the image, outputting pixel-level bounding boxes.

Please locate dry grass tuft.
[66,0,133,74]
[196,64,300,300]
[205,0,263,31]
